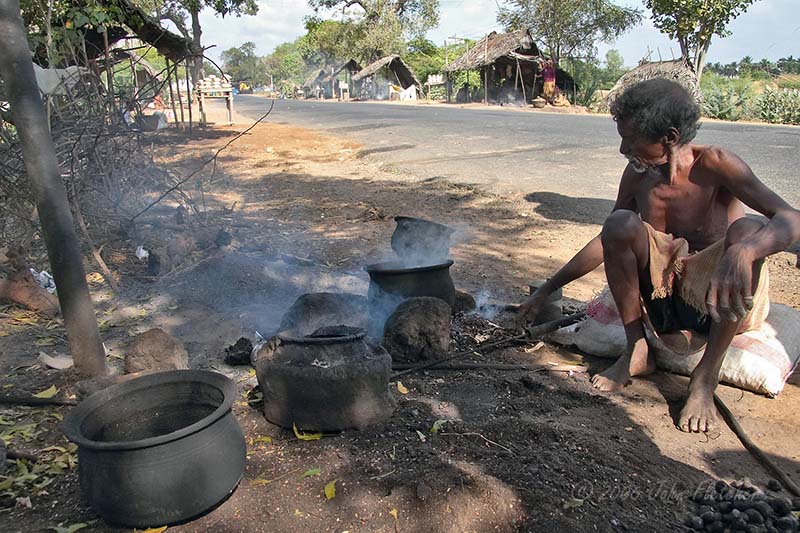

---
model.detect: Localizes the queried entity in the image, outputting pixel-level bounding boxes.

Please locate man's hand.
[517,290,549,326]
[706,244,756,323]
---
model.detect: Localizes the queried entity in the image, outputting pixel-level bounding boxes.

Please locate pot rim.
[62,370,235,451]
[364,259,454,275]
[278,326,366,345]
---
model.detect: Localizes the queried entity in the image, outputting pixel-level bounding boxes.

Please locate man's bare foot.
[591,338,655,392]
[678,380,719,433]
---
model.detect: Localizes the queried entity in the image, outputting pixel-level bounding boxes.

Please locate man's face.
[616,118,669,174]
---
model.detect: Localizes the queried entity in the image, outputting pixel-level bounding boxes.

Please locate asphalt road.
[234,96,800,208]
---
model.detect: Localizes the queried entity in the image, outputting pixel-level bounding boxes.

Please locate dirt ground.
[1,111,799,533]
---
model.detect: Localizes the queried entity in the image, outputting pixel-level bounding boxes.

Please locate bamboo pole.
[173,60,185,129]
[184,58,193,136]
[165,58,179,129]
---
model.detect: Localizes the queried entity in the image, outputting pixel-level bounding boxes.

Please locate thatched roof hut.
[302,68,330,89]
[352,55,420,90]
[443,29,540,72]
[323,59,362,83]
[602,59,700,110]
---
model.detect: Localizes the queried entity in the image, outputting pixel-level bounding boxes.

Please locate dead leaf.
[293,423,322,441]
[32,385,58,399]
[251,477,272,486]
[324,479,336,500]
[141,527,168,533]
[253,436,272,445]
[563,498,584,510]
[389,508,399,521]
[396,381,409,395]
[0,478,13,491]
[38,352,74,370]
[49,523,89,533]
[293,509,303,516]
[415,430,427,443]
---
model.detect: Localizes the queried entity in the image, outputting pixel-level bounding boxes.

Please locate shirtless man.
[518,79,800,433]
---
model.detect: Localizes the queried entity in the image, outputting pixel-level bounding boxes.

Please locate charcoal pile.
[686,479,800,532]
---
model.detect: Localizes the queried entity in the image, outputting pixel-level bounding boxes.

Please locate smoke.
[474,289,501,321]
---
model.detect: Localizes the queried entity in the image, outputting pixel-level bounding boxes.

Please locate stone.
[382,297,451,363]
[224,337,253,366]
[416,481,433,501]
[453,289,476,314]
[279,292,368,337]
[124,328,188,374]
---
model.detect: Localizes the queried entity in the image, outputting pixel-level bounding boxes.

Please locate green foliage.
[644,0,758,78]
[754,88,800,125]
[307,0,440,39]
[263,41,307,88]
[560,51,628,107]
[221,41,270,85]
[497,0,641,63]
[403,37,445,84]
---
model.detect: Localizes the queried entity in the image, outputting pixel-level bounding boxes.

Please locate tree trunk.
[694,40,711,82]
[0,0,107,377]
[190,8,203,84]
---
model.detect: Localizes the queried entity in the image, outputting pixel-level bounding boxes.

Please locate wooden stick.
[0,394,77,406]
[390,311,585,379]
[714,393,800,497]
[6,448,38,463]
[392,363,587,373]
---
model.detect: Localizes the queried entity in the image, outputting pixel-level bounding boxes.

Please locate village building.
[444,28,575,105]
[351,55,421,101]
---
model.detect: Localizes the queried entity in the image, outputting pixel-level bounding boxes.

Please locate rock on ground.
[453,289,476,314]
[279,292,367,336]
[124,328,188,374]
[382,297,451,363]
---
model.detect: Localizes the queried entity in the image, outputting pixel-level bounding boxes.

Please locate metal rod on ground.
[714,394,800,497]
[391,311,585,379]
[392,363,587,373]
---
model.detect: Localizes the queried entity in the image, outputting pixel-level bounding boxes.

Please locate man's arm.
[518,168,639,322]
[703,148,800,321]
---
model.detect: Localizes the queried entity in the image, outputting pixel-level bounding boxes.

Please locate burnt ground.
[0,117,799,533]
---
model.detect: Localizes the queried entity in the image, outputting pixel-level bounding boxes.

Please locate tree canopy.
[497,0,641,64]
[221,41,272,85]
[644,0,758,80]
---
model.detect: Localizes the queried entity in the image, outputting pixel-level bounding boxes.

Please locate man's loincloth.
[641,222,769,335]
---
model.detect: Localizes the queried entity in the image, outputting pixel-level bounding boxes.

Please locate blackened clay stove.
[62,370,245,528]
[365,260,456,336]
[255,326,395,431]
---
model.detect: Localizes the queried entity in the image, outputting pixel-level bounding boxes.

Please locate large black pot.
[364,260,456,336]
[62,370,246,528]
[390,216,454,263]
[256,326,395,431]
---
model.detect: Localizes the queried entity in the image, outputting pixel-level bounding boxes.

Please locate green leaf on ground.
[293,423,322,441]
[324,479,336,500]
[301,468,321,478]
[32,385,58,399]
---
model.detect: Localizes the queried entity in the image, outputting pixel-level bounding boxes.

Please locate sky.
[198,0,800,67]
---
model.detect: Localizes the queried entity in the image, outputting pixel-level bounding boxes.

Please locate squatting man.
[519,79,800,433]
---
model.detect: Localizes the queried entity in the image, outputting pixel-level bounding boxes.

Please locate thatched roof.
[302,68,329,89]
[323,59,362,83]
[352,55,420,89]
[602,59,700,110]
[444,29,540,72]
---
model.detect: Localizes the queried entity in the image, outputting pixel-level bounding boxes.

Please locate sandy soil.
[0,116,798,533]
